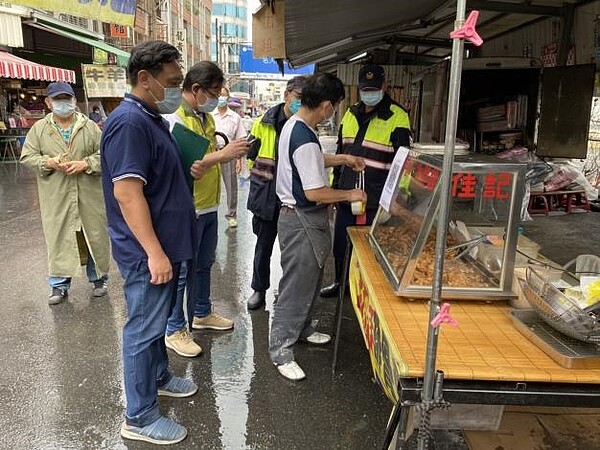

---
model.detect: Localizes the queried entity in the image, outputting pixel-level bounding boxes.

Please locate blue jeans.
[117,260,181,427]
[167,211,217,334]
[49,254,108,290]
[165,261,189,336]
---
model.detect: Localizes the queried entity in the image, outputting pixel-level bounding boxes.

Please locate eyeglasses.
[203,87,222,99]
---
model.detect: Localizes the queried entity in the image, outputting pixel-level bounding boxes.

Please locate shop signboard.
[175,29,187,72]
[349,252,407,403]
[93,48,108,65]
[110,24,128,38]
[82,64,127,98]
[252,0,285,58]
[9,0,135,26]
[239,46,314,76]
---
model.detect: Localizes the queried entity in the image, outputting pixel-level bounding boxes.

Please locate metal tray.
[510,309,600,369]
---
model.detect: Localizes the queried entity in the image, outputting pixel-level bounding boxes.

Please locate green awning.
[32,22,130,67]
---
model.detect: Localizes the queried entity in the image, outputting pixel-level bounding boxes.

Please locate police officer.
[320,64,411,298]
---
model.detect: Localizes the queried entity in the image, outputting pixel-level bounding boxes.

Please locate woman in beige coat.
[20,82,110,305]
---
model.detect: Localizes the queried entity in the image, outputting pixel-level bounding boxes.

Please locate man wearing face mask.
[320,64,411,298]
[270,73,366,381]
[20,82,110,306]
[245,76,305,311]
[161,61,249,359]
[101,41,198,444]
[212,86,246,228]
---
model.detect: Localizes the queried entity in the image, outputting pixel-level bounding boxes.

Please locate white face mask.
[52,99,76,118]
[148,77,182,114]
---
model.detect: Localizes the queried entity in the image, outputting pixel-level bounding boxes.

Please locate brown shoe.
[165,328,202,357]
[192,312,234,331]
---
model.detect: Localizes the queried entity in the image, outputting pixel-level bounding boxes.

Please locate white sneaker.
[303,331,331,345]
[276,361,306,381]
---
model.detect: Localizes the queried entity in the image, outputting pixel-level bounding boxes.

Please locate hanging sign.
[82,64,127,98]
[379,146,409,212]
[8,0,135,26]
[110,24,128,38]
[175,29,187,72]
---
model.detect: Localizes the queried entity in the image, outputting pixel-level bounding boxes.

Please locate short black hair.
[127,41,180,86]
[301,73,345,109]
[183,61,225,91]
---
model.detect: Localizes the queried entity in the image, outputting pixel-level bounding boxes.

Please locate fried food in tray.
[373,225,494,288]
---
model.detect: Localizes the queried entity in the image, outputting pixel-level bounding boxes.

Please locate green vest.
[340,103,410,153]
[175,104,220,211]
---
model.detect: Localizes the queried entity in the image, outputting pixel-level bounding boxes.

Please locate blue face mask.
[149,78,182,114]
[217,96,228,108]
[360,90,383,107]
[289,98,301,114]
[51,99,76,118]
[197,95,219,113]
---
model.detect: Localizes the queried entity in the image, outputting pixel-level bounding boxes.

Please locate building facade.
[211,0,248,75]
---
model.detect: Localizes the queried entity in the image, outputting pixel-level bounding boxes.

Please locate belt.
[281,204,295,213]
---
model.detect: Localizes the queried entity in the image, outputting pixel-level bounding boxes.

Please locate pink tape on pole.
[449,10,483,46]
[431,302,459,328]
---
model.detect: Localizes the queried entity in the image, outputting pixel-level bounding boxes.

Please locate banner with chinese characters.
[110,24,129,38]
[252,0,285,58]
[82,64,127,98]
[9,0,135,26]
[175,29,187,72]
[349,250,406,403]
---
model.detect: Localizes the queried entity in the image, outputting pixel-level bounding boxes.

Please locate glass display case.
[368,150,527,300]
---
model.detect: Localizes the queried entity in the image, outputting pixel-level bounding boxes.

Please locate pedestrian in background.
[162,61,249,359]
[213,86,246,228]
[101,40,198,445]
[320,64,411,298]
[245,76,306,310]
[20,81,110,305]
[270,73,366,381]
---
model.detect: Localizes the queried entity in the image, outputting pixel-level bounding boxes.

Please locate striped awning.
[0,51,76,83]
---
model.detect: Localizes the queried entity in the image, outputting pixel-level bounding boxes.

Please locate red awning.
[0,51,76,83]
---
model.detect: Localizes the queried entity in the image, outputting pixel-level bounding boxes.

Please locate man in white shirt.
[213,87,246,228]
[269,73,366,381]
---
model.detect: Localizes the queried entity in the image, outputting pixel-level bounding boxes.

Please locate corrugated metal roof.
[280,0,598,68]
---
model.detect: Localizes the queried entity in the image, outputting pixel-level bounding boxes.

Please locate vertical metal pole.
[417,1,467,449]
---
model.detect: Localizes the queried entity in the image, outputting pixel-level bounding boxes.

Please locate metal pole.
[417,1,467,449]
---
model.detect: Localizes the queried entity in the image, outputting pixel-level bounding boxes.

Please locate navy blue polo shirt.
[101,94,195,268]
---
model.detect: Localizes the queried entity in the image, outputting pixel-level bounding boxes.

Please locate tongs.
[446,235,484,260]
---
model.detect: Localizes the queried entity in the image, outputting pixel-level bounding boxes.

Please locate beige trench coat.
[20,112,110,278]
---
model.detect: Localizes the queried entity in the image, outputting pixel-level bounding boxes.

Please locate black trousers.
[250,208,280,292]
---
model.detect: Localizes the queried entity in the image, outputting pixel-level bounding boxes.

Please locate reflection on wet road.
[0,170,389,449]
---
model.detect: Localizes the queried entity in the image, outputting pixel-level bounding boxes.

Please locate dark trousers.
[331,203,378,282]
[250,208,280,292]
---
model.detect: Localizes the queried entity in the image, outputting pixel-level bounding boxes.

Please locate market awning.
[0,51,76,83]
[27,21,130,67]
[282,0,445,67]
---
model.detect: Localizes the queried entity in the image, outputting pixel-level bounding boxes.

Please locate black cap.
[286,76,306,93]
[358,64,385,90]
[46,82,75,98]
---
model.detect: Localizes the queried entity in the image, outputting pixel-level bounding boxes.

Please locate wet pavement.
[0,166,390,450]
[2,163,599,450]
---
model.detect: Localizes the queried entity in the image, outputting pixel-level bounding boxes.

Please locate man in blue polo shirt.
[101,40,198,445]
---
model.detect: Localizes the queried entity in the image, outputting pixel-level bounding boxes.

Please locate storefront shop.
[257,1,600,447]
[0,50,76,160]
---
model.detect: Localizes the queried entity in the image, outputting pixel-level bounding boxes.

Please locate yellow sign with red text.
[349,252,408,403]
[10,0,135,26]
